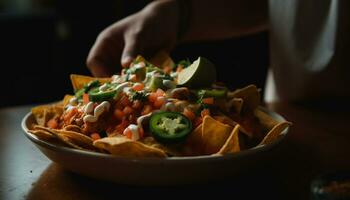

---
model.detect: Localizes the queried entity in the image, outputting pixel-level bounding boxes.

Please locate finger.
[87,30,123,77]
[86,57,113,77]
[121,34,141,68]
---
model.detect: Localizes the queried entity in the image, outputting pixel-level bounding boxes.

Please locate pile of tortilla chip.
[27,52,291,158]
[28,83,291,158]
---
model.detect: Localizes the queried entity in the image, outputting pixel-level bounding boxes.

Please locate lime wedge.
[177,57,217,88]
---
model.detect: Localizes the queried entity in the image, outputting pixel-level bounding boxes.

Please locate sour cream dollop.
[83,101,110,123]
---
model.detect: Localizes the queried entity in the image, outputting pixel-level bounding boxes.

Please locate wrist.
[143,0,190,41]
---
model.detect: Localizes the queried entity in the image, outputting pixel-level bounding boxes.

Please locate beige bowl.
[21,107,288,186]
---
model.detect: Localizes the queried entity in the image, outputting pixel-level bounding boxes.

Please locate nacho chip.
[34,125,86,150]
[254,108,280,131]
[259,121,292,145]
[182,124,204,156]
[34,126,97,151]
[93,136,167,158]
[63,125,83,133]
[141,137,181,156]
[56,130,93,145]
[27,54,293,158]
[212,113,253,139]
[213,114,238,127]
[28,129,55,141]
[62,95,74,107]
[31,103,63,126]
[70,74,111,91]
[227,85,260,111]
[217,124,241,155]
[230,98,243,114]
[202,115,233,155]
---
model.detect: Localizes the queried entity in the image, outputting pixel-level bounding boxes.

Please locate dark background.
[0,0,269,107]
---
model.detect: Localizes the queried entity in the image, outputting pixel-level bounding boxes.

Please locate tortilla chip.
[213,114,238,127]
[217,124,241,155]
[259,122,292,145]
[28,129,55,141]
[227,85,260,111]
[70,74,111,91]
[56,130,93,145]
[57,135,87,150]
[34,126,97,151]
[93,136,167,158]
[31,104,63,126]
[215,98,243,114]
[230,98,243,114]
[63,95,74,107]
[212,113,253,139]
[34,125,86,150]
[63,125,82,133]
[182,124,204,156]
[149,51,175,69]
[202,116,233,155]
[140,137,181,156]
[254,108,280,131]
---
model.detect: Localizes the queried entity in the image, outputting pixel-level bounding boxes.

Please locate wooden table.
[1,103,350,200]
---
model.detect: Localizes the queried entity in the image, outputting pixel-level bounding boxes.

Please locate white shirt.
[265,0,350,102]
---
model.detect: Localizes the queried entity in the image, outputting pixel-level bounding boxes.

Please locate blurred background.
[0,0,269,107]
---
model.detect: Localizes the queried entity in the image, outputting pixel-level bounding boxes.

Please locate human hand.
[86,0,179,77]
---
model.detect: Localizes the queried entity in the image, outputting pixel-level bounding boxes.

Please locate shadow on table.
[25,137,317,200]
[26,163,284,200]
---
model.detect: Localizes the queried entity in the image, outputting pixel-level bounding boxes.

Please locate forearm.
[179,0,268,42]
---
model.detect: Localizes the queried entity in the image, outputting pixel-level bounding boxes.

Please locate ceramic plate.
[21,107,288,186]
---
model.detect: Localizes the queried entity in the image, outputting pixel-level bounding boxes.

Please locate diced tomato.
[163,65,172,74]
[114,126,125,135]
[129,74,137,82]
[83,93,89,104]
[202,97,214,105]
[148,92,158,103]
[114,109,124,120]
[156,88,165,97]
[132,83,144,91]
[132,100,142,110]
[128,114,137,124]
[90,133,101,141]
[120,118,129,127]
[201,109,210,118]
[183,108,196,121]
[123,106,133,116]
[120,95,131,107]
[114,119,130,134]
[47,118,58,129]
[141,104,153,115]
[176,65,184,73]
[63,107,78,122]
[124,128,132,139]
[153,96,165,109]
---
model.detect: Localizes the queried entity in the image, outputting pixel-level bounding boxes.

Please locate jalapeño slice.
[149,111,192,144]
[88,87,116,102]
[74,80,101,99]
